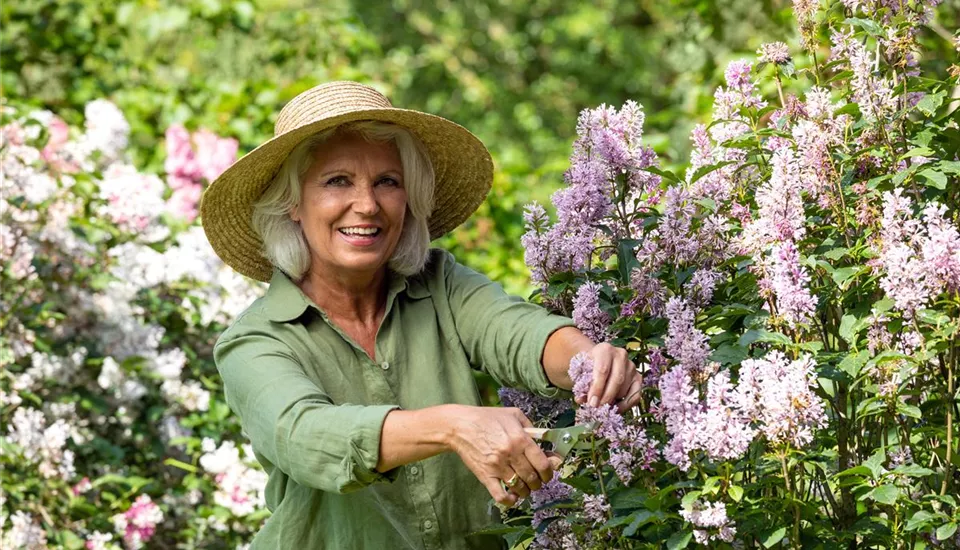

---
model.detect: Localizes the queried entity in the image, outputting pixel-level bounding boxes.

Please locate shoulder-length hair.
[251,121,435,281]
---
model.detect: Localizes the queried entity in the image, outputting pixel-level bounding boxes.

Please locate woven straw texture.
[200,81,493,282]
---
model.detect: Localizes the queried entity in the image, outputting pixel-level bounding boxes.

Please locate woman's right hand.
[443,405,562,507]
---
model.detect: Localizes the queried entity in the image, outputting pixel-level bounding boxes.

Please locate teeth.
[340,227,379,236]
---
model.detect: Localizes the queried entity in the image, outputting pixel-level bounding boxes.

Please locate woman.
[200,81,642,549]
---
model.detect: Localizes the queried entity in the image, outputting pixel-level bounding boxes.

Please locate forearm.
[376,405,457,472]
[541,326,595,390]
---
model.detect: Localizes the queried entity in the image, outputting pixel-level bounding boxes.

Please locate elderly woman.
[200,82,642,549]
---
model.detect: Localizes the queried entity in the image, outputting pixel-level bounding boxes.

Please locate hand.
[444,405,562,507]
[577,342,643,413]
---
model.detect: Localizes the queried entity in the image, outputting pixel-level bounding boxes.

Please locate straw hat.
[200,81,493,282]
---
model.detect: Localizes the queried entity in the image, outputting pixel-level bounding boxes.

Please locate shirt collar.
[263,268,431,323]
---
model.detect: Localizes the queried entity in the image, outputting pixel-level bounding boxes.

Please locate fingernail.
[589,396,599,408]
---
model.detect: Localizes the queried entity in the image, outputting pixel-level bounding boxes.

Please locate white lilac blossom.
[680,499,737,544]
[111,494,163,550]
[767,241,818,328]
[1,511,48,549]
[571,282,611,342]
[85,531,121,550]
[96,164,168,237]
[199,439,267,517]
[6,407,76,480]
[161,380,211,412]
[82,99,130,166]
[97,357,148,402]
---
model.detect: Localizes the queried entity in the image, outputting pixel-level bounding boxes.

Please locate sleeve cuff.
[524,315,577,399]
[342,404,402,491]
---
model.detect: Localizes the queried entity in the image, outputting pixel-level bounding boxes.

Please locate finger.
[618,373,644,413]
[589,345,613,408]
[599,352,629,406]
[522,441,554,485]
[545,451,564,471]
[483,476,518,508]
[510,408,534,429]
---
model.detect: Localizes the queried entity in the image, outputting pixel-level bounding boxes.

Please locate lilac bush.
[0,103,266,548]
[495,1,960,547]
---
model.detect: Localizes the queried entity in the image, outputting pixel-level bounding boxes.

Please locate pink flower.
[112,494,163,549]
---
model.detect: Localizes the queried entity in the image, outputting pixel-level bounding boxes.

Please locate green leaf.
[906,510,936,531]
[839,314,868,346]
[939,160,960,175]
[916,92,945,117]
[710,344,748,366]
[739,329,792,347]
[822,247,849,260]
[844,17,883,36]
[728,485,744,502]
[863,449,887,478]
[896,401,922,419]
[761,527,787,548]
[936,523,957,541]
[667,530,693,550]
[839,350,870,377]
[900,146,935,159]
[919,169,947,190]
[624,510,659,537]
[832,266,862,290]
[866,485,900,505]
[892,464,934,478]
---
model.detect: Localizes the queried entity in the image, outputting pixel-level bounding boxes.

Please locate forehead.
[309,132,401,170]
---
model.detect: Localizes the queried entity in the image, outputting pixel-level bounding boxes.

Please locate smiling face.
[291,132,408,280]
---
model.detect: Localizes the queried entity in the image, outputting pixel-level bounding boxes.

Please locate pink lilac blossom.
[735,352,827,447]
[740,147,805,254]
[572,282,611,342]
[831,30,898,122]
[793,0,820,50]
[758,42,792,64]
[711,60,767,144]
[97,163,167,235]
[199,439,267,517]
[163,125,238,222]
[767,241,818,327]
[701,370,756,460]
[680,499,737,544]
[867,312,893,354]
[111,494,163,549]
[657,365,703,471]
[620,267,667,318]
[568,352,594,402]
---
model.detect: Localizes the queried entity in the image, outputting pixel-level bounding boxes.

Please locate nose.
[351,181,380,216]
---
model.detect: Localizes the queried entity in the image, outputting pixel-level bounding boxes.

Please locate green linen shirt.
[214,249,575,550]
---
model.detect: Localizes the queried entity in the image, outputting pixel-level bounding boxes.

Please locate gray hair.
[251,121,435,281]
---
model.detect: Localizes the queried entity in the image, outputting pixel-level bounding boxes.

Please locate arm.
[215,330,399,494]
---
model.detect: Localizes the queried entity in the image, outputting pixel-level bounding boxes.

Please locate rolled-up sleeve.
[440,251,575,397]
[214,328,400,493]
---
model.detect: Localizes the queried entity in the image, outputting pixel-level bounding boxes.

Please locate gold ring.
[505,473,522,488]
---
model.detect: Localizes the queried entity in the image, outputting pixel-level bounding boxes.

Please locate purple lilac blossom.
[767,241,818,328]
[531,519,578,550]
[758,42,792,64]
[568,352,593,403]
[497,388,572,424]
[575,403,658,484]
[701,370,756,460]
[663,297,711,376]
[684,269,723,308]
[831,29,898,122]
[582,494,611,525]
[572,282,612,342]
[740,148,805,254]
[530,471,575,529]
[711,61,767,144]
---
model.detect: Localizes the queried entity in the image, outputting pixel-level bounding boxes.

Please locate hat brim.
[200,107,493,282]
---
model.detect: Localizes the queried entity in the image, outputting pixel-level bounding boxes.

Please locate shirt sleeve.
[214,325,400,494]
[439,251,576,397]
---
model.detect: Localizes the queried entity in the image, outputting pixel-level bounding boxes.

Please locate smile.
[338,227,382,236]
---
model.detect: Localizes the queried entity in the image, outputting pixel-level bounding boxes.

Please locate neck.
[298,266,388,324]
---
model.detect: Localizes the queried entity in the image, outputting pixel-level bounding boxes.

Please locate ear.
[290,206,301,223]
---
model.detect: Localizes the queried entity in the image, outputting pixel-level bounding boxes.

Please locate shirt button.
[410,466,419,475]
[423,520,433,530]
[380,361,390,370]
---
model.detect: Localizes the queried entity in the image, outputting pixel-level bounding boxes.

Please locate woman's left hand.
[578,342,642,413]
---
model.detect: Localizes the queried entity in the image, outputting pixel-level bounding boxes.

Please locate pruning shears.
[523,422,598,460]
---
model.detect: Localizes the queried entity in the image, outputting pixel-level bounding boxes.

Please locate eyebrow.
[317,168,403,178]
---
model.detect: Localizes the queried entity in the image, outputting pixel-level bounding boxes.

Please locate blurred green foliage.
[2,0,810,295]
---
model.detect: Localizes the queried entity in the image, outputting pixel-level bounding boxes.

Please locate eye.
[377,176,401,187]
[324,175,349,187]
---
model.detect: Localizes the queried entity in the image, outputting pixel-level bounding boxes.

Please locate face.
[291,132,407,279]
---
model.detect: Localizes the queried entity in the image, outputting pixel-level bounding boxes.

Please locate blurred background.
[2,0,806,296]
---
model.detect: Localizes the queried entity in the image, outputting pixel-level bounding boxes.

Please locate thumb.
[546,452,563,471]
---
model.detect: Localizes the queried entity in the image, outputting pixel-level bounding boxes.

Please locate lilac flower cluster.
[768,241,818,328]
[498,387,572,424]
[874,190,960,317]
[758,41,792,64]
[529,472,577,549]
[572,282,612,342]
[831,29,898,123]
[521,102,660,289]
[663,297,711,377]
[568,353,658,483]
[680,499,737,543]
[582,494,610,525]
